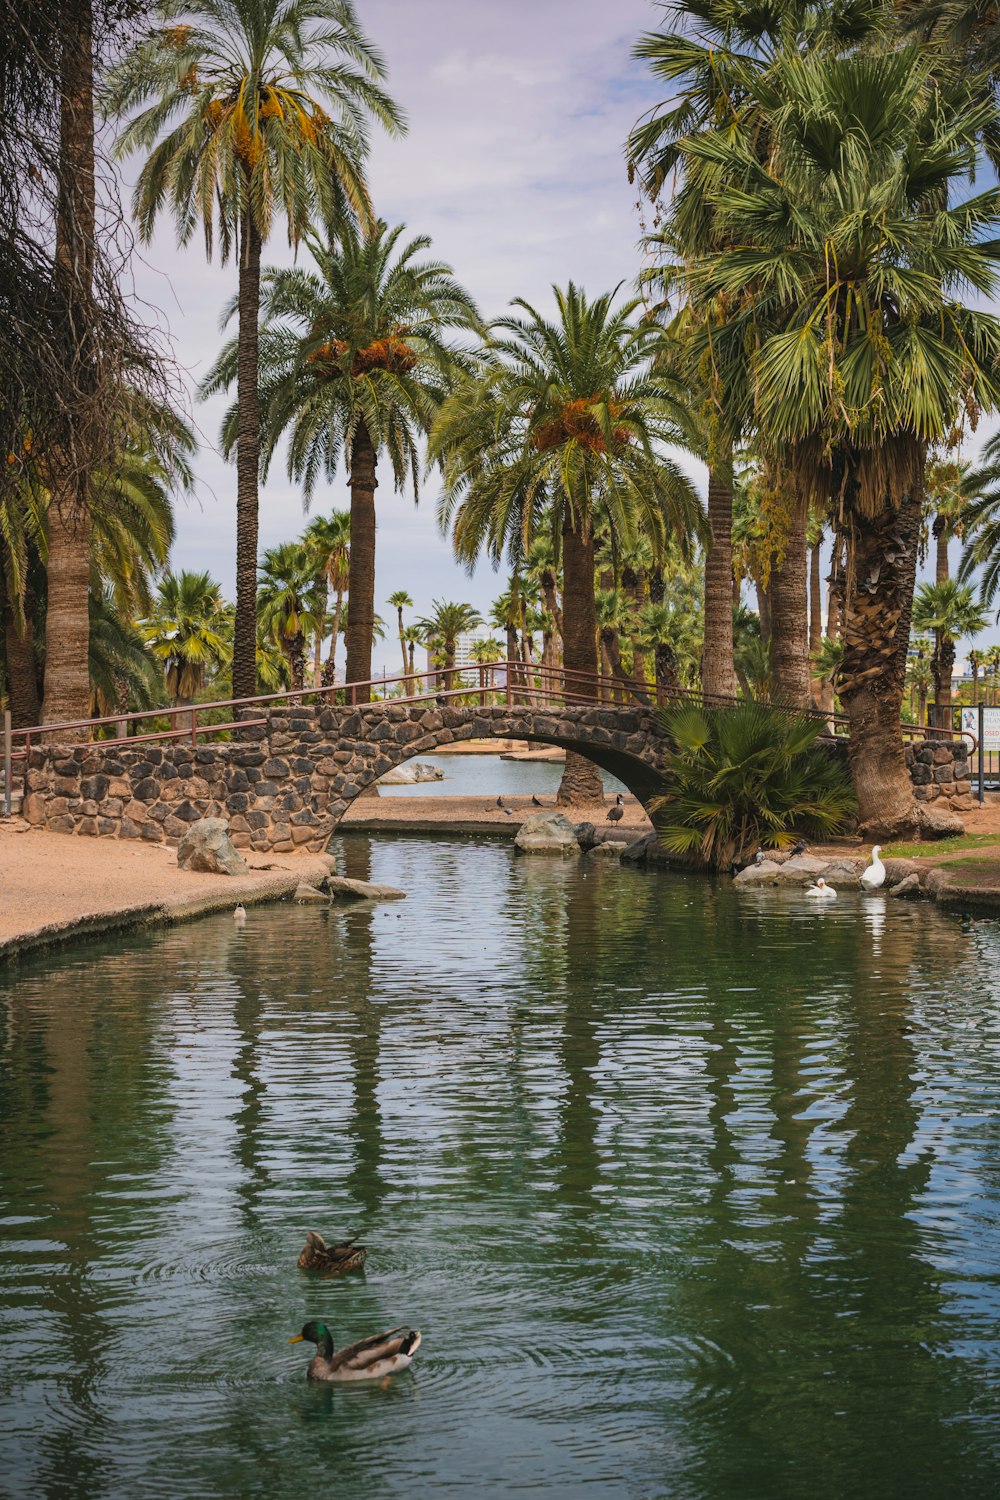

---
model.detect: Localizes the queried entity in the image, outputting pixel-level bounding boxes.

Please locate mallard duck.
[290,1320,422,1382]
[297,1231,366,1276]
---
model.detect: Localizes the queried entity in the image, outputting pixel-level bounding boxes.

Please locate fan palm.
[204,218,480,694]
[432,282,702,802]
[651,700,856,871]
[911,580,989,726]
[672,42,1000,833]
[88,589,163,722]
[143,569,229,704]
[109,0,403,699]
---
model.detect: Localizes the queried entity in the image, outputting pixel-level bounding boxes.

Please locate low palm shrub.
[650,701,855,870]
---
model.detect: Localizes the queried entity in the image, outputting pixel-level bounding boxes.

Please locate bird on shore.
[496,796,512,816]
[606,794,624,826]
[790,838,807,857]
[290,1320,422,1382]
[806,878,837,900]
[297,1231,366,1277]
[233,904,246,925]
[531,795,543,807]
[860,845,886,892]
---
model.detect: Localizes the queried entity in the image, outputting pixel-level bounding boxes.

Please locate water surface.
[2,838,999,1498]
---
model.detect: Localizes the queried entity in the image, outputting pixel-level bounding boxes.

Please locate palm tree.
[417,599,481,692]
[433,282,701,804]
[671,42,1000,833]
[257,542,320,692]
[911,580,990,729]
[142,569,228,705]
[987,645,1000,706]
[302,509,350,686]
[968,647,987,701]
[387,590,413,680]
[88,589,163,722]
[471,635,503,703]
[907,639,934,725]
[402,623,423,691]
[109,0,403,700]
[205,219,480,696]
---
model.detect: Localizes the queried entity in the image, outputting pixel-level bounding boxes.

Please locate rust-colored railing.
[2,659,973,770]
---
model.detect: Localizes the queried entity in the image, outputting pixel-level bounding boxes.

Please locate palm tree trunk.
[826,533,844,640]
[322,589,345,687]
[702,464,738,699]
[233,209,262,702]
[345,421,377,697]
[837,494,921,838]
[397,611,407,680]
[0,550,40,727]
[809,540,822,654]
[43,0,95,734]
[934,516,950,585]
[769,501,810,706]
[289,632,305,694]
[557,510,603,805]
[936,635,955,728]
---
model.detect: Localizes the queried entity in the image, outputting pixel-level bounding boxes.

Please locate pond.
[1,837,999,1498]
[374,752,627,799]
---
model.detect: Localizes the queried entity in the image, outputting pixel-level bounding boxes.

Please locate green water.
[1,838,999,1499]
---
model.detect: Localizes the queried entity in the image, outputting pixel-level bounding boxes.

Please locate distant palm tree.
[433,282,700,802]
[417,599,482,691]
[257,542,321,693]
[89,589,163,722]
[912,581,990,727]
[143,570,229,705]
[402,624,423,690]
[471,635,503,703]
[109,0,402,698]
[302,510,350,686]
[968,647,987,702]
[388,590,413,679]
[205,219,480,694]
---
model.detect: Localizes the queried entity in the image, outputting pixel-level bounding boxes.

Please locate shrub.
[650,701,855,870]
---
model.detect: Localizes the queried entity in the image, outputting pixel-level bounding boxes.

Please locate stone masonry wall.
[905,738,973,813]
[18,706,973,849]
[20,701,665,852]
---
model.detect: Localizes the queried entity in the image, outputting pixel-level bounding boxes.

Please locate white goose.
[860,846,886,892]
[806,878,838,900]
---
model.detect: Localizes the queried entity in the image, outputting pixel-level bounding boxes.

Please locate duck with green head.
[290,1320,422,1381]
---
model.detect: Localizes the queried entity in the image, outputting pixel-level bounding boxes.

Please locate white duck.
[233,903,247,925]
[806,878,838,900]
[860,846,886,892]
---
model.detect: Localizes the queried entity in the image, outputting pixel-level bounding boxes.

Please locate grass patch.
[884,832,1000,859]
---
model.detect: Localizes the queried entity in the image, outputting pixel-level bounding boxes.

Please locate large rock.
[324,875,406,902]
[378,761,444,785]
[774,854,832,885]
[889,873,923,899]
[915,805,965,839]
[176,818,248,876]
[733,859,784,885]
[588,840,629,859]
[817,859,866,889]
[513,812,582,856]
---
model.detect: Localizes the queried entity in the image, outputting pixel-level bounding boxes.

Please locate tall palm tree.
[432,282,701,804]
[402,623,423,690]
[672,42,1000,833]
[257,541,319,692]
[911,580,989,727]
[416,599,481,692]
[204,219,480,695]
[968,647,986,701]
[302,509,350,685]
[109,0,403,700]
[387,590,413,679]
[142,569,228,704]
[88,588,163,721]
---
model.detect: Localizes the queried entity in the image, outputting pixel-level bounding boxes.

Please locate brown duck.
[297,1231,367,1277]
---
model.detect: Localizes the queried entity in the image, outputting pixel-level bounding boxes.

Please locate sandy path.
[0,825,330,962]
[341,791,652,835]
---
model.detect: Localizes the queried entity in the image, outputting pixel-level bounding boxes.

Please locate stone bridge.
[20,700,669,853]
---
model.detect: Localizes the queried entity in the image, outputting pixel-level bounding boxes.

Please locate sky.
[122,0,1000,670]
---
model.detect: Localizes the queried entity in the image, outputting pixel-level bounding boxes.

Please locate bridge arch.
[20,700,669,852]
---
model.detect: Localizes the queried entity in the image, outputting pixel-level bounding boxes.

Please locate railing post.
[3,710,11,818]
[505,664,512,707]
